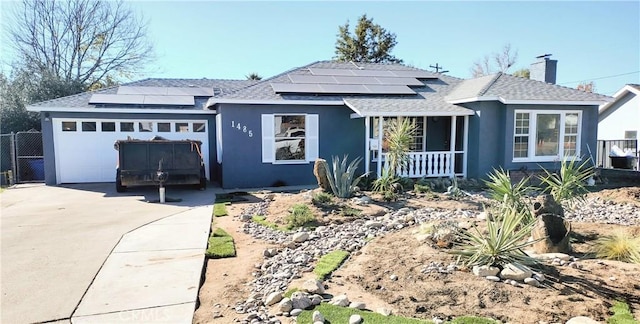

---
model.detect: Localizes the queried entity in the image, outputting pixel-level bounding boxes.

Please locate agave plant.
[538,157,594,208]
[451,206,540,268]
[320,155,367,198]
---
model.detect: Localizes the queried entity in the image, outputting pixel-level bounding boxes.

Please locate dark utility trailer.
[114,138,206,192]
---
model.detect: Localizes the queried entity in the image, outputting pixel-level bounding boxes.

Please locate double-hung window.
[513,110,581,161]
[261,114,319,163]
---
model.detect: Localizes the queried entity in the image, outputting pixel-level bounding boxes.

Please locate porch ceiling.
[343,98,474,117]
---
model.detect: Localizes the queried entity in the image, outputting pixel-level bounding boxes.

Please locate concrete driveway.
[1,183,215,324]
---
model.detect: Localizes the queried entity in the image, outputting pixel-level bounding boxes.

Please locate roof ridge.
[500,72,612,98]
[478,73,502,96]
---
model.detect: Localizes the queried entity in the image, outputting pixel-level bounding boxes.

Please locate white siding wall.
[598,93,640,140]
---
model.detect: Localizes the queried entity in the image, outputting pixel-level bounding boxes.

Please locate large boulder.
[530,195,572,254]
[313,159,331,192]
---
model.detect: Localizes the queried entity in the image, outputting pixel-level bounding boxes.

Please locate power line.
[559,71,640,85]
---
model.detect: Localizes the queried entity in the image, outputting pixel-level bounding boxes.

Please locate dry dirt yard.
[193,187,640,324]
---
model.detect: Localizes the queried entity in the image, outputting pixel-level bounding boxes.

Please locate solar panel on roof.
[167,87,214,96]
[375,77,424,86]
[117,86,214,96]
[308,68,356,76]
[117,86,167,95]
[389,70,438,79]
[333,76,381,85]
[319,84,369,93]
[271,83,323,93]
[89,94,146,104]
[143,95,194,105]
[364,85,416,94]
[350,70,395,77]
[288,75,338,84]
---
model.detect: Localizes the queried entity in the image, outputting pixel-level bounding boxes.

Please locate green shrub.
[252,215,282,231]
[452,206,540,268]
[314,250,350,279]
[538,157,594,207]
[608,300,639,324]
[383,190,398,202]
[285,204,316,230]
[594,231,640,264]
[321,155,367,198]
[341,206,362,217]
[312,192,333,205]
[414,183,431,193]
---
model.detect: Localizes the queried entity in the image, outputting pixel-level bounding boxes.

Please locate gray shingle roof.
[446,73,611,102]
[29,78,256,109]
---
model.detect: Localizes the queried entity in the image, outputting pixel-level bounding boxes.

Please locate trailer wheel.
[116,169,126,193]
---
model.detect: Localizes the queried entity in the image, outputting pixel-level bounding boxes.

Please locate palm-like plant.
[321,155,367,198]
[484,168,535,223]
[385,118,417,176]
[372,167,399,193]
[451,206,540,268]
[538,157,594,208]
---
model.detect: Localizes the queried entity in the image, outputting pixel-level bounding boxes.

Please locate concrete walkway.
[71,206,212,323]
[1,184,214,324]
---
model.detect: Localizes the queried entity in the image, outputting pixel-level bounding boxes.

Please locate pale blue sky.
[1,1,639,95]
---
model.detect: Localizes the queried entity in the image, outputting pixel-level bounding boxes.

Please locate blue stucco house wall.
[216,104,364,188]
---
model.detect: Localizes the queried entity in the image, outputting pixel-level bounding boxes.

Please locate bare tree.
[577,81,596,93]
[471,43,518,77]
[8,0,154,89]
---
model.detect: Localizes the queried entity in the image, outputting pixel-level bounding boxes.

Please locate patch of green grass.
[447,316,499,324]
[313,250,350,280]
[608,300,639,324]
[252,215,285,231]
[205,228,236,258]
[298,303,427,323]
[213,203,228,217]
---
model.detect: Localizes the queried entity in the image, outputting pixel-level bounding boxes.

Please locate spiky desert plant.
[484,168,535,223]
[320,155,367,198]
[385,118,417,176]
[372,167,399,193]
[538,157,594,208]
[451,206,540,268]
[594,231,640,264]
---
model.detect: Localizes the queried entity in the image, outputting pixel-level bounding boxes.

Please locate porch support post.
[376,116,383,178]
[463,115,469,178]
[365,116,370,174]
[449,116,457,178]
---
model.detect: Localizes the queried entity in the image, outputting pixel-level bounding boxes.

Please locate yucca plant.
[320,155,367,198]
[451,206,541,268]
[538,157,594,208]
[593,231,640,264]
[484,168,535,223]
[385,118,417,176]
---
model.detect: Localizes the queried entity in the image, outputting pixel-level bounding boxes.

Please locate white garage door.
[52,118,210,184]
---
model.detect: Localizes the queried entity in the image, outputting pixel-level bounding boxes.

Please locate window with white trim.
[261,114,319,163]
[513,110,581,161]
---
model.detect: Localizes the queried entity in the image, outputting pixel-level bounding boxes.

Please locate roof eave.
[205,98,345,108]
[446,96,609,106]
[599,85,640,114]
[26,105,216,114]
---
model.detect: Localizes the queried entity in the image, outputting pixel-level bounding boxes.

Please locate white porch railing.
[382,151,459,178]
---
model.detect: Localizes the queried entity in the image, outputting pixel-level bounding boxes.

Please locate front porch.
[364,115,470,179]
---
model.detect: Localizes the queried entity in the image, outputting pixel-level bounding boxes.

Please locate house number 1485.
[231,121,253,137]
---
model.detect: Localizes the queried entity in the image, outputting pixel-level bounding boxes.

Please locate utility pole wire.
[559,71,640,85]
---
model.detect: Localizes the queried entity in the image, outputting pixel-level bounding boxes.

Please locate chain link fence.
[1,131,44,185]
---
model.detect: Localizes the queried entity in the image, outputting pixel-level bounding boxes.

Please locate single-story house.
[598,84,639,141]
[28,57,611,189]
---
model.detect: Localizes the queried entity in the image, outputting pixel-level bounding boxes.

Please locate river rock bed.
[229,192,639,324]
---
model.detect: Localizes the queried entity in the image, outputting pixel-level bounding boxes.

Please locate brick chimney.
[530,54,557,84]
